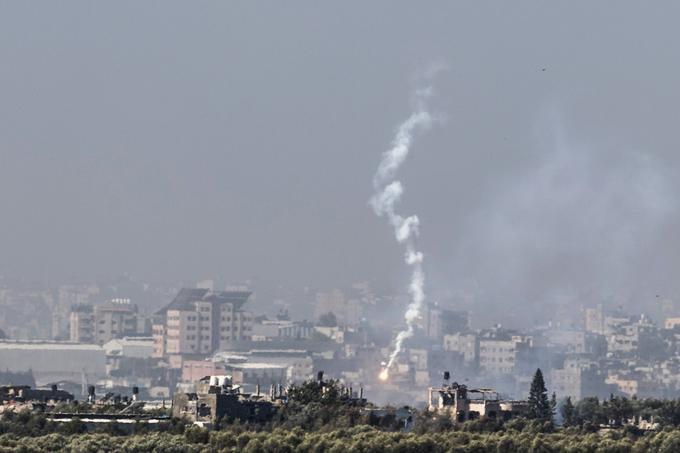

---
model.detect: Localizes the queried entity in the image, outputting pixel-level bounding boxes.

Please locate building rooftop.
[157,288,252,315]
[0,340,103,351]
[226,363,287,370]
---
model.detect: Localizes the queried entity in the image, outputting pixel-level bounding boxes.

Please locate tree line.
[6,369,680,451]
[3,425,680,452]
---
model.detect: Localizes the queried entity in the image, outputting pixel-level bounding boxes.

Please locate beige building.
[428,377,528,422]
[69,299,140,345]
[477,331,532,375]
[584,305,605,334]
[313,290,365,327]
[443,333,478,363]
[152,322,166,358]
[156,288,253,361]
[69,305,95,343]
[479,339,518,374]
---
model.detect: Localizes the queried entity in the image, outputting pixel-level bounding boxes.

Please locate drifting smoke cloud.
[447,121,677,325]
[371,84,437,376]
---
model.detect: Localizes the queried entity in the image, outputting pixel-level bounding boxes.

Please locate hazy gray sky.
[2,2,680,319]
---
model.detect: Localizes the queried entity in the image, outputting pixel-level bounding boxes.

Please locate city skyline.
[2,3,680,327]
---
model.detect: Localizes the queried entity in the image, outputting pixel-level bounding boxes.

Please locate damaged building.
[172,375,277,426]
[0,384,74,413]
[427,372,528,422]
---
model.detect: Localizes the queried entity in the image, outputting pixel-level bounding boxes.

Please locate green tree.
[527,369,552,422]
[573,397,606,428]
[606,395,633,427]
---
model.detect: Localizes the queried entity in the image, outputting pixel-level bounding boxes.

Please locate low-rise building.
[0,384,73,406]
[172,375,276,426]
[427,373,528,422]
[0,340,106,386]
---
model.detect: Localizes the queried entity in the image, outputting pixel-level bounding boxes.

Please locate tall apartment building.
[443,333,478,364]
[584,304,605,335]
[54,284,100,340]
[551,357,613,400]
[154,288,253,361]
[69,305,95,343]
[426,304,471,339]
[69,299,140,345]
[478,329,532,375]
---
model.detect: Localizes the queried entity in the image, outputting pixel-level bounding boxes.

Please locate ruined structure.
[172,375,277,426]
[427,372,528,422]
[0,384,73,405]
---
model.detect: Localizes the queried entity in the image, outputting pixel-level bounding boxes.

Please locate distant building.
[605,372,662,399]
[54,284,100,340]
[181,360,228,384]
[278,321,314,340]
[172,375,276,426]
[102,337,156,381]
[605,314,655,355]
[427,374,528,422]
[0,384,73,405]
[152,322,166,358]
[550,357,613,401]
[664,317,680,330]
[203,349,313,386]
[251,318,291,341]
[69,299,142,345]
[443,333,478,364]
[313,290,365,327]
[69,304,95,343]
[225,363,288,387]
[478,329,531,375]
[0,340,106,386]
[585,305,605,335]
[427,305,470,339]
[154,288,253,363]
[103,337,155,359]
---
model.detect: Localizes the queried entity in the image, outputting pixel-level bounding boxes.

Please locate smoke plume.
[447,121,677,325]
[371,86,436,376]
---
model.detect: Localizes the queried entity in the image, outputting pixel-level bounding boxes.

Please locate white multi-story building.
[443,333,478,364]
[156,288,253,362]
[69,299,141,345]
[479,339,518,375]
[478,331,531,375]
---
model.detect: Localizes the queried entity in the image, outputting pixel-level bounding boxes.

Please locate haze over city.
[3,2,680,326]
[2,3,680,449]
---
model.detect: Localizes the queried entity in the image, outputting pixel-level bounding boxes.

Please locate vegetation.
[11,374,680,450]
[5,424,680,452]
[527,368,553,423]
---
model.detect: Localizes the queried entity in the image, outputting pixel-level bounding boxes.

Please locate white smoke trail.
[371,87,435,378]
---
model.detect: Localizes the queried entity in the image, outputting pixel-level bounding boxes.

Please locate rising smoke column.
[371,87,435,379]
